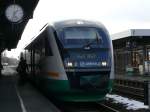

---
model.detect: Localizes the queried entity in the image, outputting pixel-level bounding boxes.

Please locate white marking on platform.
[15,85,27,112]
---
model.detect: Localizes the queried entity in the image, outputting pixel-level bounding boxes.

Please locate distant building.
[112,29,150,76]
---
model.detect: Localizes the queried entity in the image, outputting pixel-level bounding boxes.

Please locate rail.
[113,79,145,101]
[97,103,120,112]
[58,102,120,112]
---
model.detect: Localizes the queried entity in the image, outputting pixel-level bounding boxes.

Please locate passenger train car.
[24,20,114,102]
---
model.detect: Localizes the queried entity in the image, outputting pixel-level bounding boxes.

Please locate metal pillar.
[143,46,147,74]
[30,49,35,75]
[0,53,1,77]
[148,82,150,108]
[144,81,148,105]
[33,50,35,75]
[144,81,150,109]
[31,50,33,74]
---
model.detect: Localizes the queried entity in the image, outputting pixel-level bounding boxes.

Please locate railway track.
[59,102,120,112]
[113,79,145,101]
[96,103,120,112]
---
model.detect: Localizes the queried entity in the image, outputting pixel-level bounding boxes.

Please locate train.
[23,19,114,102]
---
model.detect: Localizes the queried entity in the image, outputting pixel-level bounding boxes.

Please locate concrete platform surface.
[0,76,60,112]
[115,74,150,81]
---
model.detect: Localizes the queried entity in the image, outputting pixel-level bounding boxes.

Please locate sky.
[5,0,150,58]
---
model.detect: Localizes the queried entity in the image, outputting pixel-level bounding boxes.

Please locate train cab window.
[64,27,100,40]
[45,37,53,56]
[62,27,103,46]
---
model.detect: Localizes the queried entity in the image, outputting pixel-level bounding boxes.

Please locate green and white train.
[24,20,114,102]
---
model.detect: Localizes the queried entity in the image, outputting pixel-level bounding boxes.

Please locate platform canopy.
[112,29,150,49]
[0,0,39,51]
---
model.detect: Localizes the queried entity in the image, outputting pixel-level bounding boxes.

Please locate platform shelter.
[112,29,150,77]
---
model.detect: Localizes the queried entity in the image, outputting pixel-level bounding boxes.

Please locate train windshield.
[64,27,98,40]
[60,27,103,47]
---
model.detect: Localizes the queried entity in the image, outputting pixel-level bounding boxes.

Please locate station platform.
[0,76,60,112]
[115,74,150,82]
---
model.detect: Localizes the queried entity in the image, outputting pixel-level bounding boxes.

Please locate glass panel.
[132,50,143,67]
[64,27,99,39]
[132,50,144,74]
[148,49,150,61]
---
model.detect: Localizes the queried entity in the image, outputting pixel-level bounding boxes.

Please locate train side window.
[40,38,45,57]
[45,37,53,56]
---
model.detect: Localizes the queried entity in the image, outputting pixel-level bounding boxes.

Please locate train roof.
[24,20,109,49]
[112,29,150,49]
[24,23,50,49]
[53,19,108,31]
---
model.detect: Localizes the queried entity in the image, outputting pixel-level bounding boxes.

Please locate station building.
[112,29,150,79]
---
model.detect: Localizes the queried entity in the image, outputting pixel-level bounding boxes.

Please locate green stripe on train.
[36,77,113,101]
[37,77,113,92]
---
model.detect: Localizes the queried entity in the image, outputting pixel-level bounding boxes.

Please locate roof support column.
[143,46,147,74]
[0,53,2,77]
[144,46,150,75]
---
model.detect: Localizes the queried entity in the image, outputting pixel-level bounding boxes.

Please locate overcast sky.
[6,0,150,58]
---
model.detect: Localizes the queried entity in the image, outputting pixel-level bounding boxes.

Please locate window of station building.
[115,50,126,74]
[132,50,143,67]
[148,49,150,61]
[131,50,144,74]
[125,51,132,66]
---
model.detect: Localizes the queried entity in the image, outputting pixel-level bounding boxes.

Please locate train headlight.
[101,61,107,66]
[67,62,73,67]
[65,60,78,68]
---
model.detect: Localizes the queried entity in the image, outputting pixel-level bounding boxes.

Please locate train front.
[54,20,114,102]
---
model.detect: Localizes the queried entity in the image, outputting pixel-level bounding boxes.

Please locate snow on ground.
[106,94,149,110]
[2,66,17,76]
